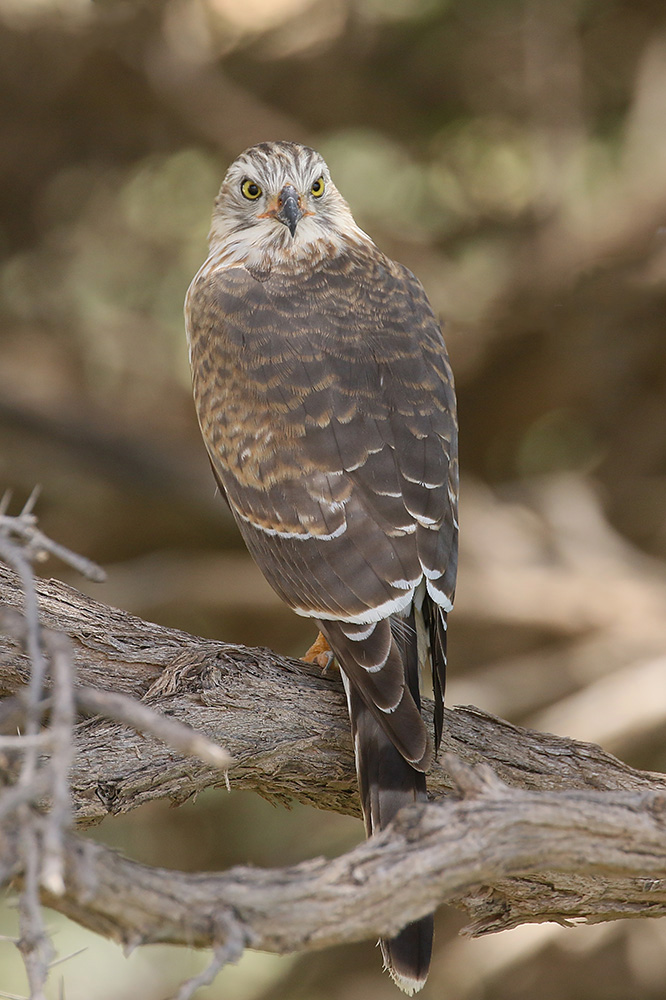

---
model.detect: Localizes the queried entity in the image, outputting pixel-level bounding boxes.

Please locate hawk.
[185,141,458,995]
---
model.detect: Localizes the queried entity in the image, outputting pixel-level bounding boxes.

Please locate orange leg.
[302,630,336,671]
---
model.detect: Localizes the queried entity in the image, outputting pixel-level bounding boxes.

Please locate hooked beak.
[276,184,303,238]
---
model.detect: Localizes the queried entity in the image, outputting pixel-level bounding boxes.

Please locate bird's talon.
[315,650,335,673]
[302,631,337,673]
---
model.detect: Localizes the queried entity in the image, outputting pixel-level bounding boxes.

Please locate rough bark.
[2,563,666,952]
[3,757,666,952]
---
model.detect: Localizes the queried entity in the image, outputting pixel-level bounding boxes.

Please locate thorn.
[49,946,87,969]
[20,484,41,518]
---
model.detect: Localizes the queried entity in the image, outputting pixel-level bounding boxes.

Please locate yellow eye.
[311,176,325,198]
[241,179,262,200]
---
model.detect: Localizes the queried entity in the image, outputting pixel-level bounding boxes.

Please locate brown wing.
[187,242,457,756]
[186,245,458,624]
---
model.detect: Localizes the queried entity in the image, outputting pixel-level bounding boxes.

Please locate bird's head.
[207,141,372,266]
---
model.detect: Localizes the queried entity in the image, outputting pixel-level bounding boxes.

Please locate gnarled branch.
[0,564,662,826]
[2,561,666,961]
[3,757,666,954]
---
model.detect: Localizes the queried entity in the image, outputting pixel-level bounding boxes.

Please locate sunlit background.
[2,0,666,996]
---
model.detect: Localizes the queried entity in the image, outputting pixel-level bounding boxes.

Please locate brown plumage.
[185,141,458,994]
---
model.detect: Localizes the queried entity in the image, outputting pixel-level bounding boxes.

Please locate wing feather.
[187,248,457,618]
[186,243,458,761]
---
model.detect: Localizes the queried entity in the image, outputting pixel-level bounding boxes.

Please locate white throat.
[208,209,375,272]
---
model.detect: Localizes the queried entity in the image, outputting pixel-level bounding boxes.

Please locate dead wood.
[2,560,666,974]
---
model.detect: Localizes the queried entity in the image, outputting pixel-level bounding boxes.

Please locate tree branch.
[0,563,662,830]
[2,556,666,975]
[3,757,666,956]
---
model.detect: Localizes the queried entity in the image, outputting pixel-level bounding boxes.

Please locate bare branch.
[0,534,48,785]
[173,941,245,1000]
[16,815,54,1000]
[0,489,106,584]
[1,563,664,830]
[0,498,77,998]
[0,782,52,824]
[40,630,75,896]
[2,518,666,986]
[3,759,666,963]
[75,686,233,772]
[0,602,232,775]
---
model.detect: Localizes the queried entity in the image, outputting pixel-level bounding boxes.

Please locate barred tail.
[319,603,442,994]
[342,676,432,993]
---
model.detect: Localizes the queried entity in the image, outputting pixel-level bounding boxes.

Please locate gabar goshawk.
[185,140,458,995]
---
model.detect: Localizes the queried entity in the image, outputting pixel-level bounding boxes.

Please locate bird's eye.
[311,176,325,198]
[241,179,262,200]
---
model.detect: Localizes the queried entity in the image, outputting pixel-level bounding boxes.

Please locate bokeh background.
[2,0,666,997]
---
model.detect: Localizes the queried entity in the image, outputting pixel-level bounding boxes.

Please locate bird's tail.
[342,675,433,994]
[321,607,434,996]
[381,915,434,997]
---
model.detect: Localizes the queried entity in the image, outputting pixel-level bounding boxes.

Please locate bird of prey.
[185,140,458,994]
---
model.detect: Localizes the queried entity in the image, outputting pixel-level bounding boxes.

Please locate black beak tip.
[277,185,302,238]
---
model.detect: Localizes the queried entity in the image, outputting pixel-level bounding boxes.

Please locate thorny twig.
[0,491,105,998]
[0,490,52,788]
[0,489,104,781]
[40,631,75,896]
[0,491,233,998]
[17,817,54,1000]
[0,488,106,584]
